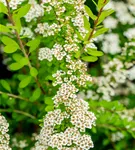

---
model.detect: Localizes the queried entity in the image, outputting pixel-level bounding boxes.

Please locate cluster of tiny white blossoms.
[20,27,34,39]
[0,114,11,150]
[0,0,25,9]
[12,137,28,149]
[32,0,97,149]
[24,0,44,22]
[81,39,135,101]
[35,23,61,37]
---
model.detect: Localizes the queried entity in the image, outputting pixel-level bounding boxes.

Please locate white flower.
[38,47,53,61]
[0,114,11,150]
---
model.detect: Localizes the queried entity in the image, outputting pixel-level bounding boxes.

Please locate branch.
[5,0,45,95]
[81,0,107,53]
[0,91,29,102]
[0,108,36,119]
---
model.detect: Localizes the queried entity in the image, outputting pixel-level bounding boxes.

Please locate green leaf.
[19,57,29,66]
[97,0,110,10]
[12,53,23,62]
[3,45,18,53]
[83,16,90,30]
[1,36,19,53]
[87,48,104,56]
[30,67,38,77]
[13,14,21,33]
[17,4,31,18]
[93,27,108,38]
[9,62,23,71]
[0,24,10,33]
[84,5,97,20]
[0,2,8,14]
[76,31,84,40]
[97,9,114,25]
[19,76,32,88]
[1,80,11,92]
[45,105,54,112]
[1,36,19,47]
[30,88,41,102]
[92,0,98,7]
[84,29,92,41]
[26,38,40,52]
[82,56,98,62]
[44,97,53,105]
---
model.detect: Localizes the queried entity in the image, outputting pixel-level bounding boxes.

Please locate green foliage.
[85,5,97,20]
[26,38,40,52]
[0,24,10,33]
[1,36,20,53]
[19,76,32,88]
[0,2,7,14]
[82,55,98,62]
[0,80,11,92]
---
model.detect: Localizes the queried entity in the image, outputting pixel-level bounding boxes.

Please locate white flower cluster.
[101,33,121,55]
[52,43,66,60]
[12,138,28,149]
[111,132,124,142]
[0,114,11,150]
[103,16,118,29]
[124,28,135,40]
[38,47,53,62]
[20,27,34,39]
[97,0,135,55]
[25,0,44,22]
[0,0,25,9]
[35,23,61,37]
[72,13,88,37]
[34,109,94,150]
[34,0,97,149]
[108,1,135,25]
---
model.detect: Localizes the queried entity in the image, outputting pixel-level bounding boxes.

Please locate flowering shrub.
[0,0,135,150]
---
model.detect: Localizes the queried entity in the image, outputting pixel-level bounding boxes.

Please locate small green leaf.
[97,9,114,25]
[44,97,53,105]
[87,48,104,56]
[30,88,41,102]
[93,27,108,38]
[9,62,23,71]
[76,31,84,40]
[45,105,54,112]
[19,76,32,88]
[82,56,98,62]
[0,24,10,33]
[19,57,29,66]
[26,38,40,52]
[17,4,31,18]
[30,67,38,77]
[3,45,18,53]
[84,5,97,20]
[12,53,23,62]
[0,2,8,14]
[1,80,11,92]
[1,36,19,47]
[84,29,92,41]
[97,0,110,10]
[92,0,98,7]
[13,14,22,33]
[83,16,90,30]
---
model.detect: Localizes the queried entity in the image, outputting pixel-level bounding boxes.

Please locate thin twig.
[0,108,36,119]
[0,91,29,102]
